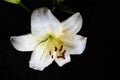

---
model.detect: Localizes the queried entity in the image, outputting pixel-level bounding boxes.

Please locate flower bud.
[4,0,21,4]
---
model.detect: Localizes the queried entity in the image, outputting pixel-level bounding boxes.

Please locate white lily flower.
[10,7,87,71]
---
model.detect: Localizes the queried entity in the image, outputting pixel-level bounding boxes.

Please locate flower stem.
[19,2,31,13]
[52,6,56,12]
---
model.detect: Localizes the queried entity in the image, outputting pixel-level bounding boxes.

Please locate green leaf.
[59,5,74,14]
[4,0,21,4]
[57,0,64,5]
[52,0,56,4]
[19,2,31,13]
[52,0,64,5]
[52,6,56,12]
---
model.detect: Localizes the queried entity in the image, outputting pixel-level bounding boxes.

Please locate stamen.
[57,50,66,59]
[57,55,65,59]
[55,47,58,51]
[49,51,51,55]
[59,45,63,51]
[61,50,66,55]
[51,55,53,58]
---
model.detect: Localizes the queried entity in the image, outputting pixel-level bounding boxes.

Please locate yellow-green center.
[44,34,66,59]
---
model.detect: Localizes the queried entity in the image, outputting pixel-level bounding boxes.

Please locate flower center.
[49,45,66,59]
[45,34,66,59]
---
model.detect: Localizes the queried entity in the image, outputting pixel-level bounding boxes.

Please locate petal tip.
[10,36,22,51]
[56,58,71,67]
[29,61,44,71]
[75,12,82,21]
[81,36,87,40]
[84,37,87,40]
[10,36,14,41]
[75,12,81,17]
[75,12,80,15]
[10,36,16,47]
[33,7,50,15]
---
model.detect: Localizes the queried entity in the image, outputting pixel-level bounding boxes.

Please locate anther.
[57,55,65,59]
[57,50,66,59]
[59,45,63,51]
[55,47,58,51]
[51,55,53,58]
[61,50,66,55]
[49,51,51,55]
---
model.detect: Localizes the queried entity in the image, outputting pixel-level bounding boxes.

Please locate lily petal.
[10,34,37,51]
[68,36,87,55]
[61,34,87,55]
[62,13,82,34]
[55,53,71,67]
[29,43,54,71]
[31,7,62,39]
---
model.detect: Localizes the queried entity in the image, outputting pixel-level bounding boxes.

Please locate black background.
[0,0,108,80]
